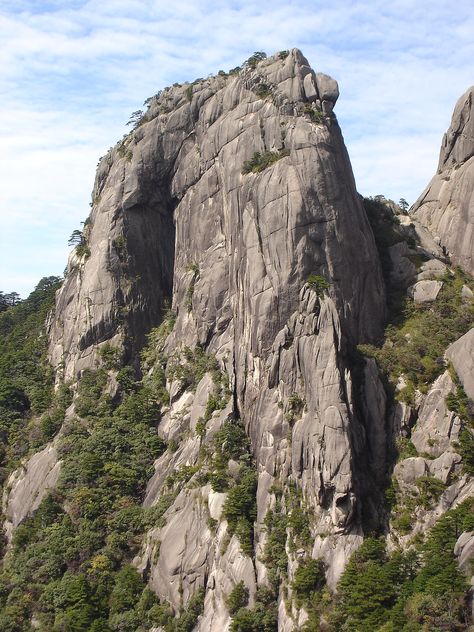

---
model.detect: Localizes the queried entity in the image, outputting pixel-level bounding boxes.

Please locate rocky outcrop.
[46,49,389,624]
[412,87,474,274]
[446,327,474,400]
[411,371,461,457]
[49,49,384,383]
[408,279,443,303]
[2,442,61,542]
[455,531,474,573]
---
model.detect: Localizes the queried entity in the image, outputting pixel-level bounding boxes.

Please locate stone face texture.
[455,531,474,573]
[388,242,417,288]
[411,371,460,457]
[44,49,390,624]
[315,73,339,104]
[69,49,383,619]
[412,87,474,274]
[2,443,61,542]
[407,279,443,303]
[446,327,474,400]
[49,48,384,381]
[416,258,447,280]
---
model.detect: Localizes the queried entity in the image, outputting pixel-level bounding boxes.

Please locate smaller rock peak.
[289,47,310,65]
[316,73,339,106]
[438,85,474,172]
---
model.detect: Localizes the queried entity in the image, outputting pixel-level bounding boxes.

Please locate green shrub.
[306,274,330,294]
[98,343,123,371]
[263,507,288,585]
[358,268,474,394]
[334,538,406,630]
[330,500,474,630]
[230,601,277,632]
[226,581,249,615]
[454,428,474,474]
[0,281,196,630]
[117,142,133,161]
[74,368,110,418]
[244,51,267,70]
[75,243,91,259]
[113,234,127,261]
[223,467,257,556]
[196,388,228,436]
[392,509,413,534]
[445,374,474,425]
[208,420,252,492]
[395,437,418,460]
[167,346,219,391]
[0,276,61,471]
[415,476,446,508]
[255,83,272,99]
[304,104,325,124]
[165,588,205,632]
[241,149,290,174]
[292,558,326,601]
[213,420,250,462]
[109,565,145,615]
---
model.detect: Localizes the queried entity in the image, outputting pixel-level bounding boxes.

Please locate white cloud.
[1,0,473,296]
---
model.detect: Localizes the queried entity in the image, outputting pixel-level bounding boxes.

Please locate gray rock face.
[315,73,339,104]
[455,531,474,573]
[4,49,473,631]
[388,241,417,288]
[416,258,447,280]
[411,371,460,457]
[49,48,384,381]
[439,88,474,170]
[446,327,474,399]
[407,279,443,303]
[2,442,61,542]
[412,87,474,274]
[47,49,387,626]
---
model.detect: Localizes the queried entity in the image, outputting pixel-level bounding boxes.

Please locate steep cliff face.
[49,49,384,381]
[46,48,386,621]
[412,86,474,274]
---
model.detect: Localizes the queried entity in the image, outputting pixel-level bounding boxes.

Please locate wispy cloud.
[1,0,473,296]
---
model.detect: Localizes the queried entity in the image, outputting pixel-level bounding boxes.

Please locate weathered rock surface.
[388,241,417,287]
[416,258,447,280]
[455,531,474,573]
[49,49,384,382]
[446,327,474,400]
[408,279,443,303]
[36,49,472,630]
[411,371,460,457]
[49,48,384,624]
[2,442,61,542]
[412,87,474,274]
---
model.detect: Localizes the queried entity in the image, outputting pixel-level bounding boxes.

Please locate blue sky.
[1,0,473,297]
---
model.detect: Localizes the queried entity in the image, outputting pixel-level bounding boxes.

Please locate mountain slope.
[0,53,472,632]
